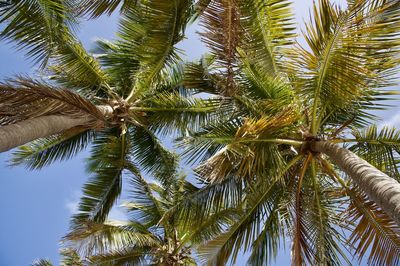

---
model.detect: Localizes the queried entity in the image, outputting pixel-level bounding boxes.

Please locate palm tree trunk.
[0,115,91,152]
[0,105,114,153]
[312,141,400,225]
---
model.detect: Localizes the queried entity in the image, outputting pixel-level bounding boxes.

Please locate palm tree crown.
[64,169,235,265]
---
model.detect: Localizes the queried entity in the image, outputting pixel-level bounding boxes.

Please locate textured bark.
[0,105,114,153]
[313,141,400,225]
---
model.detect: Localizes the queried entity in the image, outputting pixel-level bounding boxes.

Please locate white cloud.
[65,200,79,214]
[65,190,81,214]
[64,191,128,221]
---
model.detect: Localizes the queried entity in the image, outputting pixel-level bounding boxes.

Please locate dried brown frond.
[0,78,106,128]
[292,154,315,266]
[343,187,400,266]
[199,0,242,96]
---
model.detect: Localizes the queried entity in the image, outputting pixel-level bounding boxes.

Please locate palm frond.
[197,179,283,265]
[91,39,139,98]
[348,125,400,180]
[77,0,138,18]
[163,177,243,233]
[11,128,94,170]
[291,0,400,134]
[86,247,148,265]
[0,78,105,127]
[199,0,242,96]
[343,187,400,266]
[290,154,316,266]
[122,0,194,100]
[245,200,282,266]
[182,57,222,95]
[237,61,294,109]
[196,155,301,265]
[48,36,110,97]
[140,92,230,136]
[60,249,84,266]
[129,126,177,180]
[186,109,300,182]
[185,208,240,246]
[307,160,350,265]
[124,162,165,227]
[31,259,52,266]
[190,0,212,21]
[65,219,158,258]
[239,0,296,76]
[178,117,240,166]
[0,0,77,66]
[73,128,129,223]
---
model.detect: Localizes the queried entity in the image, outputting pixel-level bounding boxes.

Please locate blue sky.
[0,0,397,265]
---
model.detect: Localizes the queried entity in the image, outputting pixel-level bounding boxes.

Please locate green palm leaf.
[129,126,177,180]
[163,177,243,233]
[60,249,84,266]
[66,219,158,257]
[182,57,221,96]
[239,0,296,76]
[77,0,138,18]
[73,128,129,223]
[124,162,164,226]
[348,125,400,181]
[0,0,77,66]
[31,259,52,266]
[140,91,229,136]
[292,0,400,134]
[123,0,194,100]
[86,247,148,265]
[49,36,110,97]
[91,39,139,98]
[197,175,285,265]
[11,128,94,170]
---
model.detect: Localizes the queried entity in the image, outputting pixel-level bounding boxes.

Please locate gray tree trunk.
[0,105,114,153]
[312,141,400,225]
[0,115,90,152]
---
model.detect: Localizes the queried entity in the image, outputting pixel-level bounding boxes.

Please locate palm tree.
[0,0,224,225]
[63,167,236,265]
[172,0,400,265]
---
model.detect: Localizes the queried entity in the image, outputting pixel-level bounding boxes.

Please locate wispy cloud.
[65,191,81,214]
[65,191,128,221]
[65,200,78,214]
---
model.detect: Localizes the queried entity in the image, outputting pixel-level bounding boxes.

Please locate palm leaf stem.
[193,136,304,146]
[129,106,217,112]
[293,153,313,266]
[331,139,400,146]
[310,3,358,134]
